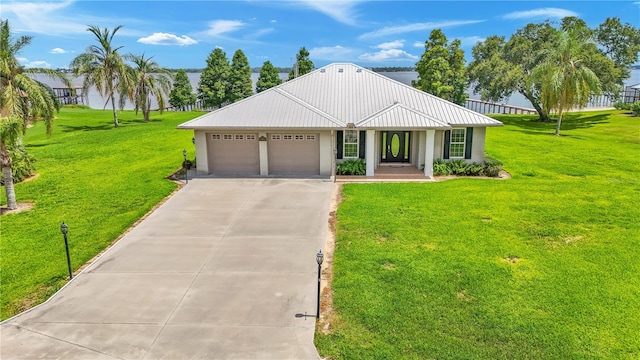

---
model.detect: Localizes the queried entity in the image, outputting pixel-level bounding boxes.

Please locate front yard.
[316,110,640,359]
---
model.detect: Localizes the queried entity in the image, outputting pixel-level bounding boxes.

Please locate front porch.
[336,163,434,182]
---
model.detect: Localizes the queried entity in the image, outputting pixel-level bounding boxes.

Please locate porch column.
[259,132,268,176]
[366,130,375,176]
[424,130,435,177]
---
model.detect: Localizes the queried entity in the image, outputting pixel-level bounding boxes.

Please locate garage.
[207,133,259,175]
[268,133,320,175]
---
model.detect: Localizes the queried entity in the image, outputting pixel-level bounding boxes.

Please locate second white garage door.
[207,133,260,175]
[268,133,320,175]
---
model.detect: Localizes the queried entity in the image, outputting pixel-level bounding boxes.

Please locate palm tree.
[125,53,172,122]
[534,30,601,136]
[70,25,132,128]
[1,20,68,210]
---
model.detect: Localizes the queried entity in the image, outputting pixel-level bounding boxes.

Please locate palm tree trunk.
[2,165,18,210]
[110,93,119,128]
[555,112,563,136]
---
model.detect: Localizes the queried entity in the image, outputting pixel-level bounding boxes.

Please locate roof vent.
[356,68,362,73]
[320,69,326,73]
[338,68,344,73]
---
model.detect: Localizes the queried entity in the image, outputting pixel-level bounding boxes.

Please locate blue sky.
[3,1,639,70]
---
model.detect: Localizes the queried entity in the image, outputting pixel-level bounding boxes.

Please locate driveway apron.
[1,179,334,359]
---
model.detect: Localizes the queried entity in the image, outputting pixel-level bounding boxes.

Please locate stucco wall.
[470,127,486,163]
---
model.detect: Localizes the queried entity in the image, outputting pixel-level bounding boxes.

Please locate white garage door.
[268,133,320,175]
[207,133,259,175]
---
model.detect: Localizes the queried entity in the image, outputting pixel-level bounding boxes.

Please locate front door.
[381,131,410,163]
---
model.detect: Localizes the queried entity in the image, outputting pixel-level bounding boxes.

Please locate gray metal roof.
[178,63,502,130]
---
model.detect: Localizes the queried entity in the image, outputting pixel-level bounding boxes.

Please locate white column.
[259,132,268,176]
[424,130,435,177]
[366,130,375,176]
[194,131,208,176]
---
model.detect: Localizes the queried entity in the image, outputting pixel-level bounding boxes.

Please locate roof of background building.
[178,63,503,130]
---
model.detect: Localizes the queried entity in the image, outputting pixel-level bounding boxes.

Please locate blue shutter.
[443,130,451,160]
[336,131,343,159]
[464,127,473,160]
[359,131,366,159]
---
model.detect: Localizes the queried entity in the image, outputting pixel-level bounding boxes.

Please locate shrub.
[337,158,366,175]
[630,101,640,116]
[433,159,451,176]
[613,101,630,110]
[430,158,503,178]
[0,143,36,185]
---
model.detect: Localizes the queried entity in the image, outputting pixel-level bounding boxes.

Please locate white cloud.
[270,20,278,23]
[359,20,485,39]
[458,36,485,47]
[376,40,405,50]
[309,45,358,60]
[49,48,68,54]
[502,8,578,20]
[204,20,246,37]
[245,28,274,40]
[359,49,418,62]
[18,57,51,68]
[296,0,362,25]
[137,33,197,46]
[413,41,424,48]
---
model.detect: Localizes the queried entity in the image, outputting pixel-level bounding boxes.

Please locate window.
[271,134,281,140]
[294,134,305,140]
[246,134,256,140]
[235,134,244,140]
[449,128,466,158]
[306,134,316,140]
[343,130,359,158]
[211,134,221,140]
[223,134,233,140]
[283,134,293,140]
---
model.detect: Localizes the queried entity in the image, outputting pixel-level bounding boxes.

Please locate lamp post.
[316,249,324,319]
[182,149,188,184]
[60,222,73,280]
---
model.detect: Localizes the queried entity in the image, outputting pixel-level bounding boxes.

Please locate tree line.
[413,16,640,134]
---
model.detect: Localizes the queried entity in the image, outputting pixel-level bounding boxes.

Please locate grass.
[315,110,640,359]
[1,107,203,320]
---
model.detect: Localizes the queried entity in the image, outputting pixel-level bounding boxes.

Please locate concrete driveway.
[1,179,335,359]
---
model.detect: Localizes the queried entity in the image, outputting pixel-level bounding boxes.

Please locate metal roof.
[178,63,503,130]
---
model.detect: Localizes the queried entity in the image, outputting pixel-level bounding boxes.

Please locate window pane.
[344,144,358,158]
[345,130,358,143]
[450,144,464,157]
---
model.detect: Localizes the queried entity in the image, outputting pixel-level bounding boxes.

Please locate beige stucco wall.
[470,127,486,163]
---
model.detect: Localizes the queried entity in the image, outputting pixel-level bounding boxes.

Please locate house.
[178,63,503,178]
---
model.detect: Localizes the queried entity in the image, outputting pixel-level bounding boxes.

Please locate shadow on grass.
[494,112,611,135]
[61,124,112,132]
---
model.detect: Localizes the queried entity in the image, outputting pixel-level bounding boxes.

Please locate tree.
[533,30,601,135]
[468,17,639,121]
[1,20,67,209]
[412,29,467,105]
[256,61,282,93]
[169,69,196,110]
[70,25,132,128]
[288,47,314,80]
[198,48,230,108]
[125,53,172,122]
[227,49,253,103]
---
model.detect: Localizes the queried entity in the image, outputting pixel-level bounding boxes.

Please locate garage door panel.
[268,134,320,175]
[208,134,259,175]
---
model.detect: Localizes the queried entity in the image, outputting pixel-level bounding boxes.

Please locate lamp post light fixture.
[60,222,73,280]
[316,249,324,319]
[182,149,188,184]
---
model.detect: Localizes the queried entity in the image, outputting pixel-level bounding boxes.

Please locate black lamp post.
[182,149,188,184]
[316,249,324,319]
[60,222,73,280]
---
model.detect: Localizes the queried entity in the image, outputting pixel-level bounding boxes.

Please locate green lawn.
[316,110,640,359]
[1,108,202,320]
